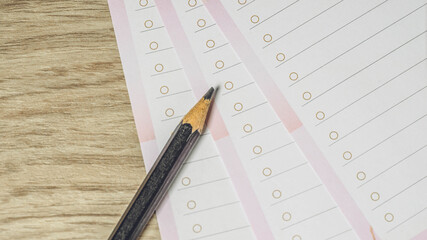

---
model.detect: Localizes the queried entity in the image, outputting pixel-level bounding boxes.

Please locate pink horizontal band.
[217,137,274,240]
[155,0,273,238]
[292,126,378,240]
[156,0,229,141]
[204,0,302,133]
[108,0,155,142]
[108,1,178,239]
[204,1,379,239]
[413,229,427,240]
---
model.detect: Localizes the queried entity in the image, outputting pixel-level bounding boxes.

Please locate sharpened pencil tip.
[203,87,215,100]
[182,87,216,134]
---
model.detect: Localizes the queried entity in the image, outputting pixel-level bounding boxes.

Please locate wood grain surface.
[0,0,161,239]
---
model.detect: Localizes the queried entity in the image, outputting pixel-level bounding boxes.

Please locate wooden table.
[0,1,161,239]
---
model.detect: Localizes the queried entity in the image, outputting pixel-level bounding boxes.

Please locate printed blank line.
[177,177,229,191]
[185,155,219,165]
[372,176,427,211]
[213,62,242,74]
[242,121,281,138]
[136,5,156,11]
[151,68,183,77]
[140,26,164,33]
[249,0,299,29]
[387,207,427,233]
[262,162,308,183]
[251,142,294,160]
[271,183,322,206]
[237,0,255,11]
[342,114,427,166]
[279,0,391,69]
[161,115,184,122]
[263,0,344,48]
[291,4,425,86]
[288,1,423,84]
[190,225,251,240]
[281,207,337,230]
[302,30,426,107]
[156,89,192,99]
[324,229,353,240]
[146,47,174,55]
[231,101,268,117]
[184,201,240,216]
[358,145,427,188]
[222,82,254,96]
[331,85,427,146]
[316,59,427,126]
[185,4,203,13]
[203,43,229,54]
[195,24,216,33]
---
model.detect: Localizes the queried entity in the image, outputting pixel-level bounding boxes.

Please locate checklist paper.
[156,0,358,240]
[204,0,427,239]
[108,0,426,239]
[109,0,255,239]
[109,0,357,239]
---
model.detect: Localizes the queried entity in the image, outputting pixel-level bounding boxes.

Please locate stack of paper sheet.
[108,0,427,239]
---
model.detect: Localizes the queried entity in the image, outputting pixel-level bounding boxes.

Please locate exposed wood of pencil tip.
[182,87,215,134]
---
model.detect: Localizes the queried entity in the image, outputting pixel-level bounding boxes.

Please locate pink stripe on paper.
[205,1,379,239]
[292,126,378,240]
[108,1,179,239]
[107,0,155,143]
[204,0,302,133]
[155,0,273,239]
[413,229,427,240]
[155,0,228,141]
[217,137,274,240]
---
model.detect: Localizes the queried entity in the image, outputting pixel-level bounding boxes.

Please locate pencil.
[109,87,216,240]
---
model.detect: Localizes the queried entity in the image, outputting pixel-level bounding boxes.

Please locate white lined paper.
[218,0,427,239]
[120,1,256,239]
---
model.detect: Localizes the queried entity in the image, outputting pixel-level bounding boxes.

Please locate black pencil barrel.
[109,87,215,240]
[109,123,200,240]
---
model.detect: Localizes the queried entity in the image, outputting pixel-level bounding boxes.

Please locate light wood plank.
[0,0,161,239]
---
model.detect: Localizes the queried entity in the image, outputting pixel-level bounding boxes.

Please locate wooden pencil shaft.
[109,87,215,240]
[109,123,200,240]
